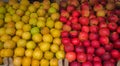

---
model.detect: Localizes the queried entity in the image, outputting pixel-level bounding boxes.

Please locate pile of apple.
[60,0,120,66]
[0,0,65,66]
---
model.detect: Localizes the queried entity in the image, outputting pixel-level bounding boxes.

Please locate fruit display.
[0,0,65,66]
[60,0,120,66]
[0,0,120,66]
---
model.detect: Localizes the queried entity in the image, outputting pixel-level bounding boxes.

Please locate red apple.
[62,37,70,45]
[60,16,67,23]
[114,40,120,49]
[70,17,78,24]
[63,24,71,31]
[79,32,88,41]
[79,17,89,25]
[64,44,74,52]
[66,52,76,62]
[70,30,78,38]
[117,27,120,33]
[90,18,99,26]
[108,22,117,31]
[99,22,107,28]
[110,32,119,41]
[104,43,113,52]
[93,61,102,66]
[90,26,98,33]
[82,61,92,66]
[71,38,80,45]
[96,47,105,56]
[61,31,69,38]
[93,56,101,62]
[108,15,119,22]
[101,52,111,61]
[91,40,100,48]
[81,26,89,33]
[94,4,103,11]
[98,17,106,22]
[99,28,110,36]
[83,40,90,47]
[87,47,95,54]
[81,2,89,10]
[99,36,109,45]
[70,61,81,66]
[72,23,81,30]
[72,10,80,17]
[67,5,75,13]
[87,54,93,61]
[81,9,90,17]
[89,33,99,40]
[103,61,115,66]
[75,46,85,53]
[77,53,87,62]
[61,10,69,18]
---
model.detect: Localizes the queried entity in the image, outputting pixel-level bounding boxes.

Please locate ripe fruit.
[14,47,25,56]
[26,41,36,49]
[77,53,87,62]
[33,48,43,60]
[44,51,54,60]
[56,50,65,59]
[71,38,80,45]
[39,42,50,52]
[66,52,76,62]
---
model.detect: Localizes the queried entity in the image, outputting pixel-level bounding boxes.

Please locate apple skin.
[99,36,109,45]
[89,33,99,40]
[72,10,80,17]
[90,18,99,26]
[111,49,120,59]
[79,17,89,26]
[75,46,85,53]
[94,4,103,11]
[117,27,120,33]
[83,40,90,47]
[60,16,67,23]
[67,5,75,13]
[77,53,87,62]
[99,22,107,28]
[90,26,98,33]
[64,43,74,52]
[71,38,80,45]
[95,47,105,56]
[70,30,78,38]
[82,61,92,66]
[70,17,78,24]
[101,52,111,61]
[87,54,93,62]
[86,47,95,54]
[93,61,102,66]
[70,61,81,66]
[108,22,118,31]
[110,32,119,42]
[81,26,89,33]
[81,9,90,17]
[104,43,113,52]
[93,56,102,62]
[61,31,69,38]
[61,37,71,45]
[91,40,100,48]
[65,52,76,62]
[108,15,119,22]
[78,32,88,41]
[72,23,81,31]
[61,10,69,18]
[99,28,110,36]
[62,24,71,31]
[81,2,89,10]
[114,40,120,49]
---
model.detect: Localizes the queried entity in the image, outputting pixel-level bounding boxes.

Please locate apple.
[90,26,98,33]
[79,17,89,25]
[67,5,75,13]
[72,10,80,17]
[81,9,90,17]
[82,61,92,66]
[60,16,67,23]
[90,18,99,26]
[78,32,88,41]
[89,33,99,40]
[71,38,80,45]
[99,36,109,45]
[72,23,81,30]
[77,53,87,62]
[81,26,89,33]
[63,24,71,31]
[70,30,78,38]
[66,52,76,62]
[70,61,81,66]
[99,22,107,28]
[108,15,119,22]
[64,44,74,52]
[91,40,100,48]
[94,4,103,11]
[61,10,69,18]
[61,37,70,45]
[101,52,111,61]
[87,54,93,61]
[108,22,117,31]
[99,28,110,36]
[93,61,102,66]
[75,46,85,53]
[114,40,120,49]
[70,17,78,24]
[61,31,69,38]
[83,40,90,47]
[93,56,101,62]
[96,47,105,56]
[110,32,119,41]
[87,47,95,54]
[103,61,115,66]
[104,43,113,52]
